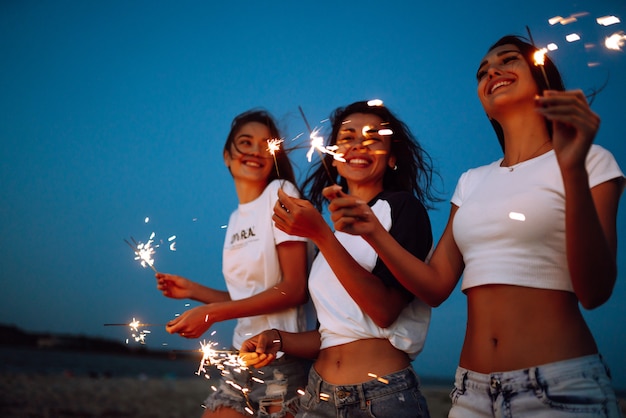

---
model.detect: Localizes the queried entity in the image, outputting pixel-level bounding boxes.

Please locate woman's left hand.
[535,89,600,170]
[323,185,381,237]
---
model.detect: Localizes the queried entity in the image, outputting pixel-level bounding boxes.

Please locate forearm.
[189,282,231,304]
[204,281,307,323]
[280,330,321,360]
[313,228,408,327]
[562,169,617,308]
[364,214,462,307]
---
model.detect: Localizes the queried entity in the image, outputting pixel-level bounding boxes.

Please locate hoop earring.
[392,164,398,171]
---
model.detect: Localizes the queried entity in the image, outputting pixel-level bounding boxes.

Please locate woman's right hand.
[155,273,194,299]
[273,188,329,241]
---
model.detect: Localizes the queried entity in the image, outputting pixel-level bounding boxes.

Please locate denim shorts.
[296,365,430,417]
[449,354,622,418]
[203,354,310,418]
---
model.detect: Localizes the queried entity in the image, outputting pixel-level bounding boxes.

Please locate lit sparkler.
[299,106,345,182]
[125,234,157,272]
[104,318,164,344]
[266,137,284,178]
[195,339,257,413]
[196,339,242,377]
[533,47,552,89]
[526,25,552,90]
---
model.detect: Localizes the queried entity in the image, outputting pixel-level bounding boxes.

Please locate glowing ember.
[566,33,581,43]
[532,47,551,90]
[533,48,547,66]
[605,32,626,51]
[367,372,390,384]
[597,16,620,26]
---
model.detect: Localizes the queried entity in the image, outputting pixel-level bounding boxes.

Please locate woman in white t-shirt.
[241,100,440,417]
[155,110,310,418]
[323,36,624,417]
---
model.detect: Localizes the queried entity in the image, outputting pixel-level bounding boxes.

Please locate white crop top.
[308,191,432,359]
[452,145,623,292]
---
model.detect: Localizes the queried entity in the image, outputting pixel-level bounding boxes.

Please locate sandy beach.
[0,373,453,418]
[0,373,623,418]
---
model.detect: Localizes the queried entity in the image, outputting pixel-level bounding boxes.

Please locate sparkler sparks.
[526,25,552,90]
[195,338,258,414]
[104,318,164,344]
[196,339,242,377]
[532,47,552,89]
[125,235,157,272]
[299,106,345,183]
[266,138,284,178]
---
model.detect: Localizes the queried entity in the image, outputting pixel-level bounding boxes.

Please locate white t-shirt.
[452,145,624,292]
[222,179,309,349]
[308,191,433,360]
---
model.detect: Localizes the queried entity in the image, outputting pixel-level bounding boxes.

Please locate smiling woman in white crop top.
[323,36,624,417]
[241,100,440,418]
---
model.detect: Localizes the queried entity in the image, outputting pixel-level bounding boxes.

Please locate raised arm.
[537,90,623,308]
[273,188,411,328]
[325,186,464,307]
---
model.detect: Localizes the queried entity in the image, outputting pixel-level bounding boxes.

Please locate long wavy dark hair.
[302,101,440,211]
[223,109,297,186]
[483,35,566,151]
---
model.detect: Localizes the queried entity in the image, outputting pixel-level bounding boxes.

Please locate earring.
[392,164,398,171]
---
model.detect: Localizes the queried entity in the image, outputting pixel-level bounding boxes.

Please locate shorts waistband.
[308,366,419,407]
[455,354,609,395]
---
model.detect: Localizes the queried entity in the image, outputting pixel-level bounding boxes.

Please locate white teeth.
[244,161,261,167]
[349,158,369,165]
[490,80,512,94]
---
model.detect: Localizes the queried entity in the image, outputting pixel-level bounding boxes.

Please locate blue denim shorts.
[449,354,622,418]
[203,354,310,418]
[296,365,430,417]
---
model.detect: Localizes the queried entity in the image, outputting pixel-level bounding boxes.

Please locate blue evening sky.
[1,1,625,388]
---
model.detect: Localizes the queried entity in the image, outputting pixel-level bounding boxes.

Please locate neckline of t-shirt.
[497,149,555,172]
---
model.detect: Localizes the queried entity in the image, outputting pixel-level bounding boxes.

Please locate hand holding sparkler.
[273,188,330,240]
[165,304,216,339]
[155,272,195,299]
[239,328,283,368]
[323,184,381,237]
